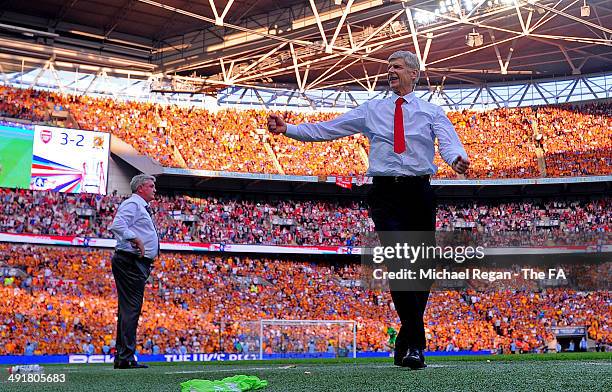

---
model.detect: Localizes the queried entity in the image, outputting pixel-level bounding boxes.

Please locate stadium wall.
[107,155,136,195]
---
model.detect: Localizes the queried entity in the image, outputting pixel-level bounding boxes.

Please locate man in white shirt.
[267,50,469,369]
[109,174,159,369]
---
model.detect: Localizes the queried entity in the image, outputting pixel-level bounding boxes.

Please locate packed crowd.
[536,103,612,177]
[434,107,540,178]
[1,86,609,178]
[0,189,609,246]
[0,245,608,356]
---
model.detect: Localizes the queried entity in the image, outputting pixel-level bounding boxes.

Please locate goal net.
[258,319,357,359]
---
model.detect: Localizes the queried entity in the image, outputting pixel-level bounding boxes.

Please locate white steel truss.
[131,0,612,94]
[0,0,610,104]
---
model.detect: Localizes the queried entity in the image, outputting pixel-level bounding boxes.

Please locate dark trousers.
[111,251,152,362]
[368,176,436,353]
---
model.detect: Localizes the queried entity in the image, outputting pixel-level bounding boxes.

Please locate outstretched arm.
[267,104,367,142]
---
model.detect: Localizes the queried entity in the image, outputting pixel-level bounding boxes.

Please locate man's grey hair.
[130,174,156,193]
[388,50,420,70]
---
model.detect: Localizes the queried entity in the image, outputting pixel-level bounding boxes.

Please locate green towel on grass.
[181,375,268,392]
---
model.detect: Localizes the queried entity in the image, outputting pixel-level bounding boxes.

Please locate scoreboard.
[30,126,110,194]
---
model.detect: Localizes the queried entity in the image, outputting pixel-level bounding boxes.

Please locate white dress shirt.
[110,194,159,259]
[286,92,467,176]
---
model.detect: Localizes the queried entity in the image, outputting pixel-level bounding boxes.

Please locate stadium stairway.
[530,117,547,177]
[171,142,188,168]
[357,143,369,169]
[263,140,285,175]
[535,148,547,177]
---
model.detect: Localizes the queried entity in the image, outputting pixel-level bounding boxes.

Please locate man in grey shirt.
[109,174,159,369]
[268,50,469,369]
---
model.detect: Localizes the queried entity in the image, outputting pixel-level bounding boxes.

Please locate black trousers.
[111,251,152,362]
[367,176,436,353]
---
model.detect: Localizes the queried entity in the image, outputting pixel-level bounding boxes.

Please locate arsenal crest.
[40,129,52,143]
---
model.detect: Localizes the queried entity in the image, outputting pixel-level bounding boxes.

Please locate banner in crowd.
[0,232,609,256]
[335,176,353,189]
[165,168,611,186]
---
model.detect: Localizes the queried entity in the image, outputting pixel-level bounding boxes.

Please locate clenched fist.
[451,156,470,174]
[267,113,287,134]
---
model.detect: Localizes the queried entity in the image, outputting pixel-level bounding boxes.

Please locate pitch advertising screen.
[30,125,110,194]
[0,125,34,189]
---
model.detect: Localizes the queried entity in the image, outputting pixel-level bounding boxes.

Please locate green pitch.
[0,126,34,189]
[1,353,610,392]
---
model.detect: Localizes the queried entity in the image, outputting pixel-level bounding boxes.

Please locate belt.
[372,175,431,185]
[115,249,154,265]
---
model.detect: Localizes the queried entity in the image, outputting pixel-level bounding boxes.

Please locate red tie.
[394,97,406,154]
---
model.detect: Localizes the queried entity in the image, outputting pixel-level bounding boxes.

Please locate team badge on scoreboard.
[40,128,52,144]
[93,135,104,149]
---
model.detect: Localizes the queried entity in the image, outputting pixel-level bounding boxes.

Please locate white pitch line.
[162,361,457,374]
[365,364,450,369]
[164,366,277,375]
[162,362,451,375]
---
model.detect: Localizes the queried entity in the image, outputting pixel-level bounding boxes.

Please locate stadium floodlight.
[414,12,426,24]
[415,11,435,24]
[581,1,590,17]
[258,319,357,360]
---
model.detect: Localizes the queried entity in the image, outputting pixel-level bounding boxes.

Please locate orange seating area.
[0,245,609,355]
[435,108,539,178]
[1,86,609,178]
[536,103,612,176]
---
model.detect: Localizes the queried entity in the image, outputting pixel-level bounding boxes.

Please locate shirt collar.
[131,193,148,207]
[390,91,416,104]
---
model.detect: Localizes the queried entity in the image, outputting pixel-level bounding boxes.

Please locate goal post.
[258,319,357,360]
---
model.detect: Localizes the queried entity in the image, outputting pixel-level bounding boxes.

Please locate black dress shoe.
[394,350,407,366]
[402,349,427,370]
[127,361,148,369]
[114,360,148,369]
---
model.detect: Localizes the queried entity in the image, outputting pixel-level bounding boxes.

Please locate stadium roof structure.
[0,0,611,107]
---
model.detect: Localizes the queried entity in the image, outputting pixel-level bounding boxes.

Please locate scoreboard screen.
[30,125,110,195]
